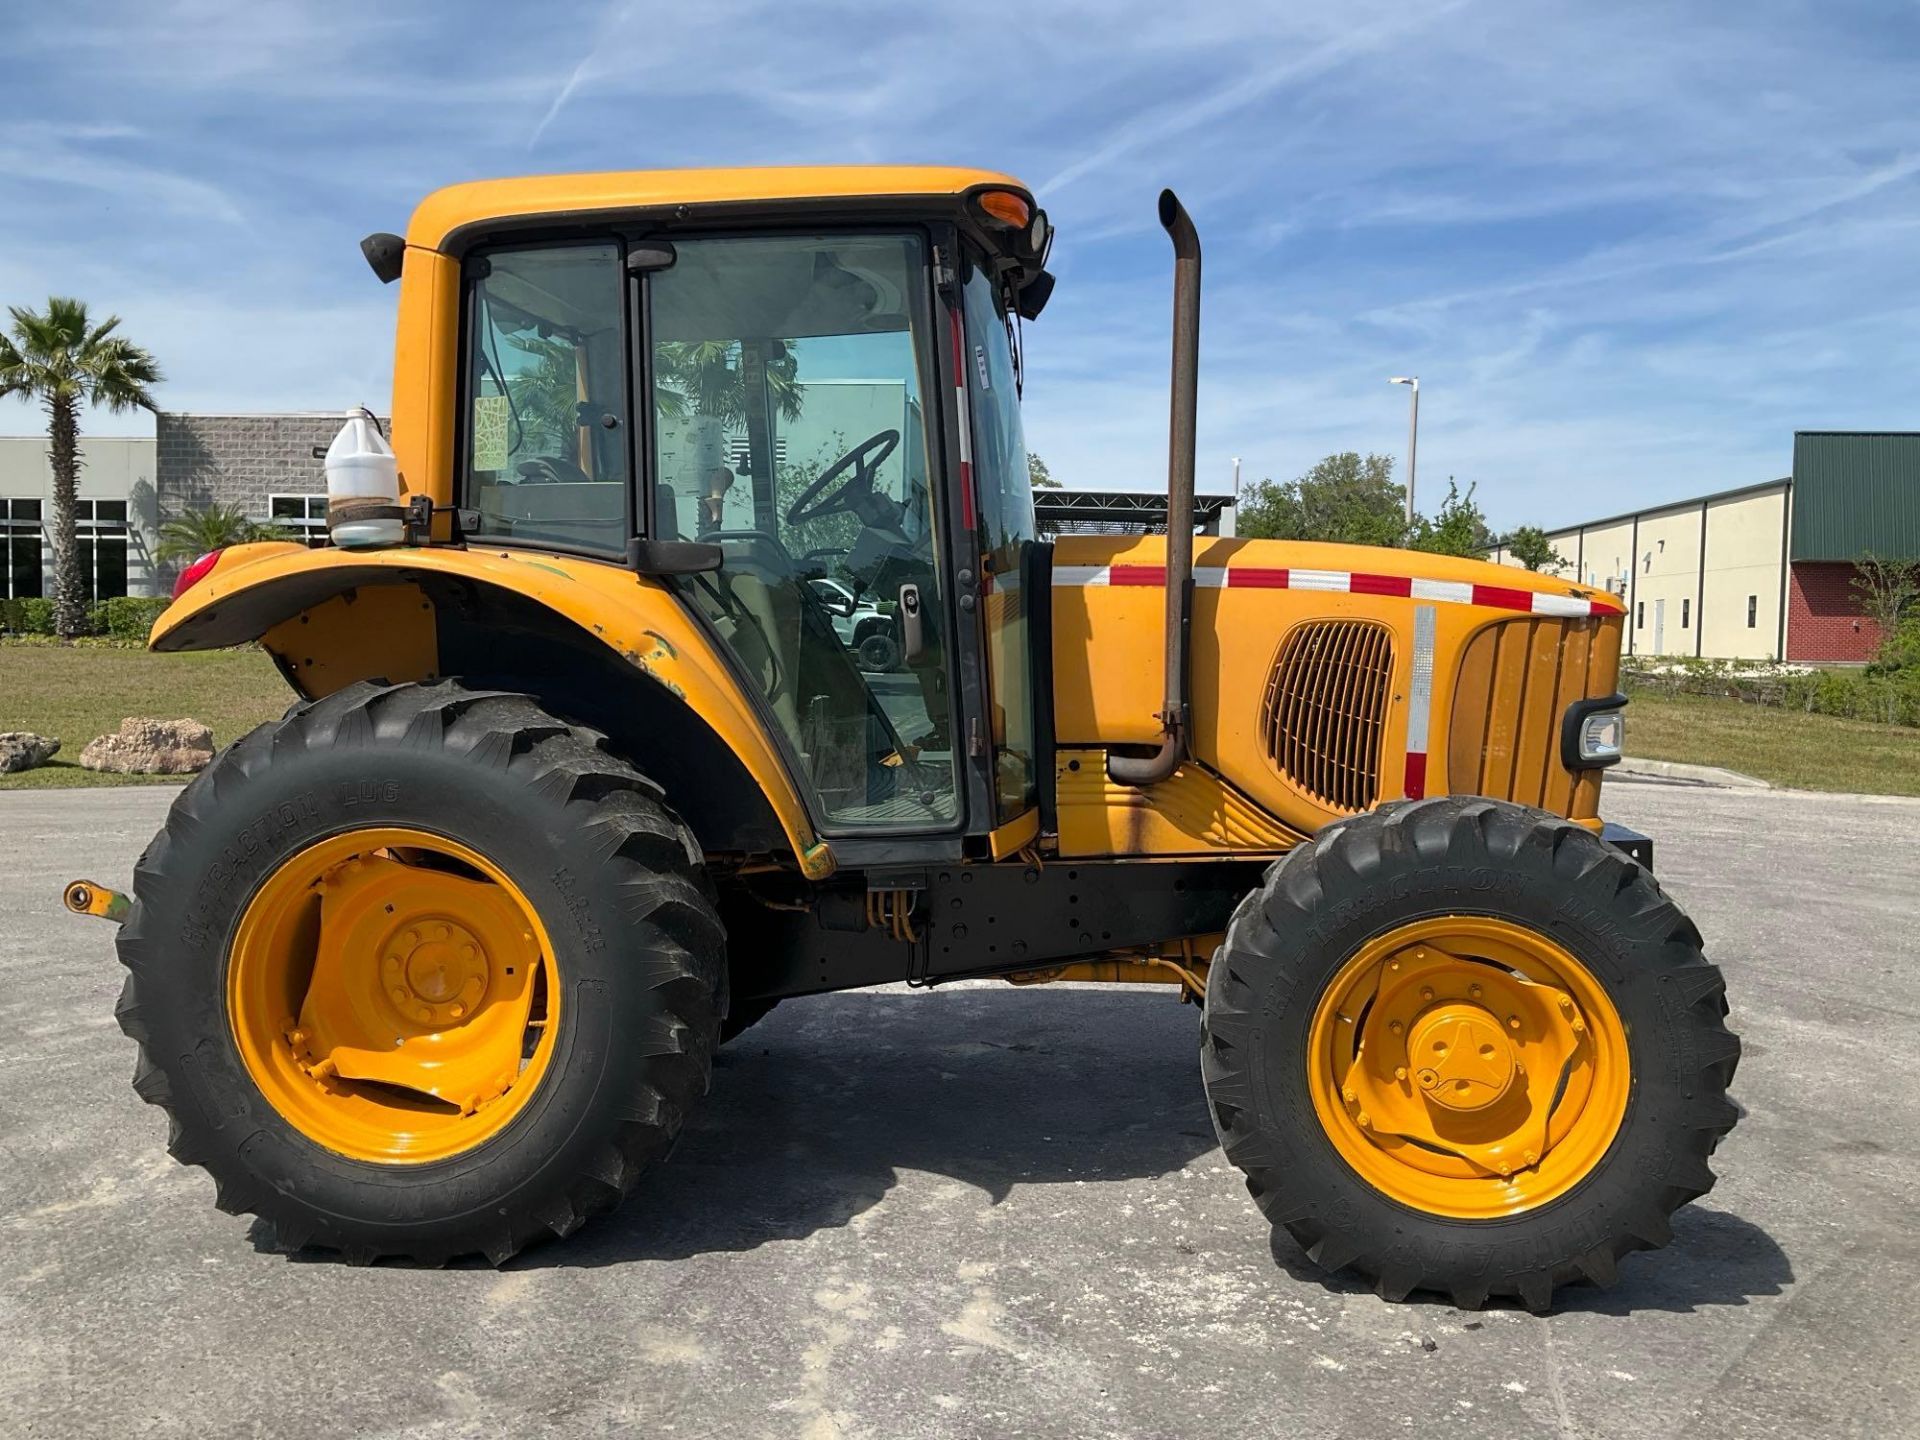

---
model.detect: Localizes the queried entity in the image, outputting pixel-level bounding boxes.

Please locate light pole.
[1390,376,1419,524]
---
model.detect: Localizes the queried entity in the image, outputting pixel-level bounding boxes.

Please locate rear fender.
[151,543,832,877]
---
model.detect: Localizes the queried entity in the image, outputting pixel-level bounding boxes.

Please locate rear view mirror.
[1017,269,1055,320]
[809,580,856,616]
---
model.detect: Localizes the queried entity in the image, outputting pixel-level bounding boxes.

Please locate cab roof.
[406,165,1033,252]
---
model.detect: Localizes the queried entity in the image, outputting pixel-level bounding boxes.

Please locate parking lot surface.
[3,780,1917,1438]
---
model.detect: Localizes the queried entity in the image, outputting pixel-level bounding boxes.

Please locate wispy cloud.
[528,0,640,150]
[1040,2,1472,194]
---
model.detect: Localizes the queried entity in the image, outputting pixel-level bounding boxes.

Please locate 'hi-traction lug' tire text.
[1200,796,1741,1310]
[112,679,727,1266]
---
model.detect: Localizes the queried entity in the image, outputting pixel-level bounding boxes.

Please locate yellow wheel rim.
[227,828,561,1164]
[1306,916,1630,1219]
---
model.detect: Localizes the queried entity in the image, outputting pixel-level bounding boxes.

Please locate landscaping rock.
[0,732,60,774]
[79,718,216,775]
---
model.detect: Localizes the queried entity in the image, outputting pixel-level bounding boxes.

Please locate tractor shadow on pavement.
[336,981,1786,1313]
[514,985,1222,1268]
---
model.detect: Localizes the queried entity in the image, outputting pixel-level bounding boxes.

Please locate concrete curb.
[1615,756,1772,789]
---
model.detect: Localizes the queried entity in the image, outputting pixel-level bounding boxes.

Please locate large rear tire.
[1201,797,1739,1310]
[113,680,726,1265]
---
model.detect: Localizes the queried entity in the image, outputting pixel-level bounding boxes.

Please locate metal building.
[1488,431,1920,663]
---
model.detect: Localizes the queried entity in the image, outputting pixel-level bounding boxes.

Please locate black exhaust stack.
[1109,190,1201,787]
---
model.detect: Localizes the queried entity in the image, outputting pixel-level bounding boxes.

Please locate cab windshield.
[650,232,959,829]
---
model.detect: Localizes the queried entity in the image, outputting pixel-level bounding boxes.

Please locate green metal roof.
[1791,431,1920,562]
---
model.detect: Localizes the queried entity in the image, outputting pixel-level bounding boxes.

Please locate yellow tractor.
[70,167,1738,1308]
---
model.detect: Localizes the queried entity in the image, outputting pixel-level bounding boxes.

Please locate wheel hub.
[388,919,491,1024]
[1307,917,1631,1217]
[1408,1005,1517,1112]
[227,828,559,1163]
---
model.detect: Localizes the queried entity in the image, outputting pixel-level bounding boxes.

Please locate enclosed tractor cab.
[72,167,1739,1308]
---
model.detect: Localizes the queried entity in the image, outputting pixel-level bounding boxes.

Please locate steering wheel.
[785,429,900,525]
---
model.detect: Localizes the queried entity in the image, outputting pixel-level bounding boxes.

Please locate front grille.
[1260,620,1394,813]
[1448,616,1614,817]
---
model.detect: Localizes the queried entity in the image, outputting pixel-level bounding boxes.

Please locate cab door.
[643,229,965,835]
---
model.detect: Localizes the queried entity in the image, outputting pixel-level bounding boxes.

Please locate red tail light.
[172,549,224,600]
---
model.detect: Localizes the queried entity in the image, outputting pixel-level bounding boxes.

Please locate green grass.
[0,641,294,787]
[5,637,1913,798]
[1624,686,1920,796]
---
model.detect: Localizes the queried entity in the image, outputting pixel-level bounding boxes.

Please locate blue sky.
[5,0,1919,530]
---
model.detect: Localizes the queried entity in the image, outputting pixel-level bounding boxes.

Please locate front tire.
[113,680,726,1265]
[1201,797,1740,1310]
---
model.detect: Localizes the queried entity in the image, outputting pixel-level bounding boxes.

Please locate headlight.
[1579,708,1625,763]
[1561,695,1628,769]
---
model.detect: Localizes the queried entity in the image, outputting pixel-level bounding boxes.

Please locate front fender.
[152,543,832,878]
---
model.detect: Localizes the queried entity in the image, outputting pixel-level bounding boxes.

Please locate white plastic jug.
[325,408,403,550]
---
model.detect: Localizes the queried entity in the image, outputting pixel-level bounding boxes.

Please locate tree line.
[1233,450,1560,567]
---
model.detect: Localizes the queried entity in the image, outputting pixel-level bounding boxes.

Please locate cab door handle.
[898,582,924,661]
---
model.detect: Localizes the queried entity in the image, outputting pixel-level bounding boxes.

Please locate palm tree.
[654,340,804,426]
[0,298,161,638]
[154,503,290,565]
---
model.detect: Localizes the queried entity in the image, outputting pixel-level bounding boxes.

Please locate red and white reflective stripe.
[1051,564,1621,617]
[1404,604,1437,798]
[948,306,975,531]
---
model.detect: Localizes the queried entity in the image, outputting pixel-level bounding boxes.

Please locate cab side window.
[960,263,1039,822]
[463,242,629,552]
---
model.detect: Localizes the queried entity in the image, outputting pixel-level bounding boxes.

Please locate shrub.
[0,597,56,634]
[98,595,171,642]
[1870,614,1920,677]
[1,594,168,642]
[1622,652,1920,728]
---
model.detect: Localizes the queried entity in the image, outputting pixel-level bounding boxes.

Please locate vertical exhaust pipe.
[1110,190,1201,787]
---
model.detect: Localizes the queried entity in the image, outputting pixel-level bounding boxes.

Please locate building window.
[1636,601,1645,629]
[724,435,787,473]
[74,499,130,601]
[1747,595,1757,628]
[1681,598,1690,629]
[268,494,329,547]
[1,498,44,599]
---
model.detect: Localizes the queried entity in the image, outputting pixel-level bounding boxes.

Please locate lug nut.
[1420,986,1435,1001]
[1356,1111,1372,1129]
[1394,1066,1408,1081]
[1342,1086,1357,1104]
[1469,983,1483,999]
[1507,1015,1521,1030]
[1523,1149,1540,1167]
[1389,1020,1404,1034]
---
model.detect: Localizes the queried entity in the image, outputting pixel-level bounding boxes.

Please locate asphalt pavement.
[2,779,1916,1438]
